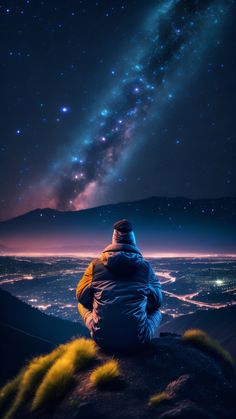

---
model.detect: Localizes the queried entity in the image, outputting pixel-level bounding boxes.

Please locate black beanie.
[113,219,133,233]
[112,219,136,245]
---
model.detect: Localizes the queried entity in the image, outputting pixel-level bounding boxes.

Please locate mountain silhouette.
[0,196,235,254]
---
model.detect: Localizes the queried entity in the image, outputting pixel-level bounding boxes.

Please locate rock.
[158,400,214,419]
[2,336,235,419]
[35,336,236,419]
[160,332,181,338]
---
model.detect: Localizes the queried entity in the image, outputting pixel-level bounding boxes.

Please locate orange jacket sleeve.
[76,261,94,309]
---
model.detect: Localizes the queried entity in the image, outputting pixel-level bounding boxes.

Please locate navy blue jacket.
[76,243,162,350]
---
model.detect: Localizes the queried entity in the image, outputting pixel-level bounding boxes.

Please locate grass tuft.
[182,329,235,368]
[31,338,96,411]
[4,344,66,419]
[0,374,22,412]
[148,391,171,407]
[90,360,120,387]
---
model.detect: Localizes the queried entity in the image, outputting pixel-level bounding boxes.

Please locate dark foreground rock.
[27,336,236,419]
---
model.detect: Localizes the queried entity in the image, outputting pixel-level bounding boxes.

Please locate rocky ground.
[23,334,236,419]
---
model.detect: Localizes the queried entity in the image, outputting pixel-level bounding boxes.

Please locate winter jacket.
[76,243,162,351]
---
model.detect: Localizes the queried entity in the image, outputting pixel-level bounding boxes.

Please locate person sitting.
[76,219,162,351]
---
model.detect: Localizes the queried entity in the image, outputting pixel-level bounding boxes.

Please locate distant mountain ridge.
[2,196,236,224]
[0,196,235,253]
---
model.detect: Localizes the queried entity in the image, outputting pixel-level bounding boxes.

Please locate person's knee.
[78,303,93,330]
[78,303,86,318]
[78,303,90,322]
[147,310,162,336]
[156,310,162,326]
[148,309,162,323]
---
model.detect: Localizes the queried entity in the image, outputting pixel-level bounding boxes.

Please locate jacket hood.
[103,243,141,254]
[101,250,144,275]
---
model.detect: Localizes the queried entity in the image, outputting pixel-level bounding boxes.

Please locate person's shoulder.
[85,258,100,271]
[138,257,151,272]
[92,257,100,262]
[90,256,106,270]
[142,257,151,266]
[143,258,157,274]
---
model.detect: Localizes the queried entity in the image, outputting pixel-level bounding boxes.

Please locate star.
[100,109,109,117]
[61,106,69,113]
[0,0,234,221]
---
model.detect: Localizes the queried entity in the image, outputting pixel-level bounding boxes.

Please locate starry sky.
[1,0,236,221]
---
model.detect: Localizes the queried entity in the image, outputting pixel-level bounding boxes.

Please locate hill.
[0,289,87,344]
[159,305,236,359]
[1,334,235,419]
[0,289,87,384]
[0,323,55,385]
[0,196,235,253]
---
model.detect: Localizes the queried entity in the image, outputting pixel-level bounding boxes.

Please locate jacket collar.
[102,243,142,255]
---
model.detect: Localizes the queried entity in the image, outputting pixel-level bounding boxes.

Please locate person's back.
[76,219,162,351]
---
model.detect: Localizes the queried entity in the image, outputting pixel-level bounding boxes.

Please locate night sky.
[1,0,235,221]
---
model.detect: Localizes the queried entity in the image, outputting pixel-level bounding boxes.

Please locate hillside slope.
[0,289,87,384]
[0,323,54,385]
[159,306,236,359]
[0,288,87,344]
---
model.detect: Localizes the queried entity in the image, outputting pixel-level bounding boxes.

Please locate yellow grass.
[148,391,171,407]
[182,329,235,368]
[0,374,22,411]
[31,338,96,411]
[4,344,66,419]
[90,360,120,387]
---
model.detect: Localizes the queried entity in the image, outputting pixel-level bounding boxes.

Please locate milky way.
[50,0,232,211]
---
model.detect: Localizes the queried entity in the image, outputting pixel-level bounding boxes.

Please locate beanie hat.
[112,219,136,245]
[113,219,133,233]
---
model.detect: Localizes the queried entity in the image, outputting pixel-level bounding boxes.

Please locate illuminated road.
[157,270,236,310]
[0,256,235,320]
[162,289,236,310]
